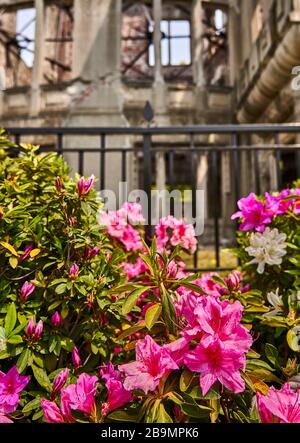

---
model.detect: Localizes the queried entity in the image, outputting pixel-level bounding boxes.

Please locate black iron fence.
[5,124,300,272]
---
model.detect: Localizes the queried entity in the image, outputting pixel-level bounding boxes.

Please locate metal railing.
[5,123,300,272]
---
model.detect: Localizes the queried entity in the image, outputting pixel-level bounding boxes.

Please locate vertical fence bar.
[100,134,106,190]
[190,134,198,269]
[168,150,174,216]
[254,150,261,195]
[274,133,282,189]
[232,132,240,202]
[78,150,84,176]
[143,132,152,242]
[57,132,63,156]
[211,149,220,269]
[297,149,300,180]
[121,150,127,182]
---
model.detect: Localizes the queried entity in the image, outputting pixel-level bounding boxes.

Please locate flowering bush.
[0,132,300,423]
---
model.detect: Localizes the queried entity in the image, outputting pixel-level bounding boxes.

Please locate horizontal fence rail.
[5,124,300,273]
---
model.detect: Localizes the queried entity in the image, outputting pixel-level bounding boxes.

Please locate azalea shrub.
[1,131,300,424]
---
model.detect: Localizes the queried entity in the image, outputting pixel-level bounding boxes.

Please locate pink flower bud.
[52,368,69,395]
[72,347,82,369]
[41,399,64,423]
[56,176,62,192]
[20,281,35,302]
[26,317,35,337]
[50,311,62,328]
[84,246,100,260]
[34,320,43,340]
[70,217,77,226]
[77,175,95,197]
[19,244,34,262]
[69,263,79,279]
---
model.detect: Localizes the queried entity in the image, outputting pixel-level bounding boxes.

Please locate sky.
[16,8,36,67]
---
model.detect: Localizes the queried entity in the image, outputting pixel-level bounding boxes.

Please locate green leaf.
[31,364,52,392]
[265,343,279,366]
[179,368,195,392]
[122,286,152,315]
[0,241,18,256]
[5,302,17,336]
[7,335,23,345]
[17,348,31,373]
[287,327,300,352]
[107,410,138,422]
[22,397,41,414]
[55,283,67,295]
[9,256,18,269]
[117,323,146,341]
[160,284,177,335]
[145,303,162,330]
[156,403,173,423]
[0,327,6,351]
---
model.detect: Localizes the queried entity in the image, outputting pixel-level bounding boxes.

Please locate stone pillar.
[228,0,241,86]
[152,0,167,193]
[192,0,204,88]
[30,0,46,116]
[64,0,133,197]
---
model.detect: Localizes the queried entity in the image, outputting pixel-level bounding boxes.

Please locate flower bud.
[34,320,43,340]
[20,281,35,302]
[69,263,79,279]
[70,217,77,227]
[77,175,95,197]
[41,400,64,423]
[55,176,62,192]
[26,317,35,337]
[19,244,34,262]
[50,311,62,328]
[72,347,81,369]
[52,368,69,395]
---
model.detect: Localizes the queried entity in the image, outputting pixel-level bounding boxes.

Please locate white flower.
[245,228,287,274]
[263,288,284,317]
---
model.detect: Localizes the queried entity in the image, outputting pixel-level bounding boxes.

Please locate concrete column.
[192,0,204,88]
[152,0,167,193]
[30,0,46,116]
[65,0,132,197]
[228,1,241,86]
[153,0,163,85]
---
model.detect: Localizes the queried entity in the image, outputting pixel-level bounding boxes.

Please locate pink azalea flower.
[193,296,253,353]
[118,335,178,394]
[118,202,145,225]
[19,281,35,302]
[0,415,13,423]
[61,373,98,417]
[77,174,95,197]
[265,190,292,216]
[100,363,132,416]
[293,189,300,215]
[163,338,190,366]
[41,399,64,423]
[0,366,30,415]
[184,339,245,396]
[100,362,122,383]
[257,384,300,423]
[101,378,132,416]
[122,258,148,280]
[231,192,272,232]
[155,216,197,254]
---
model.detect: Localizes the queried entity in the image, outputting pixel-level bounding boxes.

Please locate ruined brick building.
[0,1,299,245]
